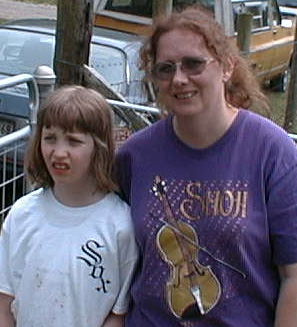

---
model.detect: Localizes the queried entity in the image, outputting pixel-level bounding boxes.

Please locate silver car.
[0,18,153,136]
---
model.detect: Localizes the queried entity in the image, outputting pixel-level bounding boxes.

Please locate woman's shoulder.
[118,117,169,153]
[240,110,295,146]
[240,110,297,164]
[241,110,289,137]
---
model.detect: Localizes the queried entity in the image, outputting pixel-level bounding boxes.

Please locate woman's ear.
[223,57,235,83]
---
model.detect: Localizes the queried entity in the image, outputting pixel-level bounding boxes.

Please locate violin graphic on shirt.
[152,176,221,319]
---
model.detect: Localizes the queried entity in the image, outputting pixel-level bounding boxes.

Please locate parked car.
[0,18,155,138]
[95,0,295,92]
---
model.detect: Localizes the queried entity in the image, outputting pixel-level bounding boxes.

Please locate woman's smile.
[174,91,198,100]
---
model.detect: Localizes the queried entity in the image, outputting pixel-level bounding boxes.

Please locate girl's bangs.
[42,102,92,133]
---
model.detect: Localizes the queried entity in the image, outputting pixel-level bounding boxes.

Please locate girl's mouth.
[52,162,70,171]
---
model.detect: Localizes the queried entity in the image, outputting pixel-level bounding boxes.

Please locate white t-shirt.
[0,188,138,327]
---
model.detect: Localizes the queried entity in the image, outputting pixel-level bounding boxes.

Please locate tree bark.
[152,0,172,22]
[54,0,93,86]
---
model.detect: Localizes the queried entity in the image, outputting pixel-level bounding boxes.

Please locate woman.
[116,5,297,327]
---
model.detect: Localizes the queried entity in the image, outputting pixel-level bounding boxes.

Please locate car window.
[271,0,282,25]
[89,43,126,94]
[104,0,214,17]
[232,0,282,31]
[0,28,126,90]
[277,0,297,6]
[0,29,54,75]
[232,1,270,31]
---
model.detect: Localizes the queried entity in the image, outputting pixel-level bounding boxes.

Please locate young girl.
[0,85,138,327]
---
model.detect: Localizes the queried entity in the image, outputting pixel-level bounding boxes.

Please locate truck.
[93,0,295,92]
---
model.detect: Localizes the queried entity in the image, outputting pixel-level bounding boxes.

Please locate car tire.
[270,68,290,92]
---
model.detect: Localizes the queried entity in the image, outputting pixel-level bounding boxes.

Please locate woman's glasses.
[152,56,215,81]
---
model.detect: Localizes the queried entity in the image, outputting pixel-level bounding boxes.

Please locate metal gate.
[0,74,39,224]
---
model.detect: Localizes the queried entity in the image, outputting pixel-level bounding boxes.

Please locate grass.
[249,88,287,128]
[265,91,287,127]
[0,18,8,24]
[10,0,57,5]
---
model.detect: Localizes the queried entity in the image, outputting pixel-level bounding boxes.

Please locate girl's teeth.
[53,163,68,169]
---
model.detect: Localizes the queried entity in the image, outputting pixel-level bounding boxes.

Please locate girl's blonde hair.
[141,4,268,114]
[25,85,118,192]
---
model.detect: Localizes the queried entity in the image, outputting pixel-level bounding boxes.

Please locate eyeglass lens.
[152,57,208,80]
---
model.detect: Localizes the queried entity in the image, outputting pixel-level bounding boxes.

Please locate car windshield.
[277,0,297,6]
[104,0,214,17]
[0,28,126,88]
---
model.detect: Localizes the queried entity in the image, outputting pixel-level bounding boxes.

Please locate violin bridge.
[191,285,205,315]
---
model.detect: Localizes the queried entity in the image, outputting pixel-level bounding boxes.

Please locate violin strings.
[157,217,247,279]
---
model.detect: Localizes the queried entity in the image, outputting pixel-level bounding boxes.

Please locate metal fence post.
[33,65,56,107]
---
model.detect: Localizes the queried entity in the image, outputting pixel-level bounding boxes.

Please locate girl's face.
[41,125,95,191]
[154,28,228,119]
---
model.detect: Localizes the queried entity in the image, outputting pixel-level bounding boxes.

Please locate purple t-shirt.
[116,110,297,327]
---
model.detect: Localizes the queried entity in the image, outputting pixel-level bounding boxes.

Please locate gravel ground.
[0,0,56,21]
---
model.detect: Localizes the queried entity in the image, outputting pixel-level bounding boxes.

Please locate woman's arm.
[102,313,124,327]
[274,263,297,327]
[0,292,15,327]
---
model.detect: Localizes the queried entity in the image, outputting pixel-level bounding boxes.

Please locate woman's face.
[154,28,229,119]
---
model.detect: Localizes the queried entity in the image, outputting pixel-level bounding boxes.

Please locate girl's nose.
[52,142,68,158]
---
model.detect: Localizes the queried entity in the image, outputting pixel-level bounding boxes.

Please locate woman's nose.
[171,65,189,85]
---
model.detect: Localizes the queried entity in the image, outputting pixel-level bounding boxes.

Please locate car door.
[270,0,294,80]
[232,0,275,84]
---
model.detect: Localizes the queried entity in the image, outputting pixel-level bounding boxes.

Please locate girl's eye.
[43,135,55,142]
[69,138,83,144]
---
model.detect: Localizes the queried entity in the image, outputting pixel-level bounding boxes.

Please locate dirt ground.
[0,0,56,20]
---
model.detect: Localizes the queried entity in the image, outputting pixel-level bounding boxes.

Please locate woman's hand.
[102,313,124,327]
[275,263,297,327]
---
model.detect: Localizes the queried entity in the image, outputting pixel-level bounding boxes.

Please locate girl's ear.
[223,57,235,83]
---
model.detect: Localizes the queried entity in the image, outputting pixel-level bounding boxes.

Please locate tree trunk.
[152,0,172,22]
[54,0,93,86]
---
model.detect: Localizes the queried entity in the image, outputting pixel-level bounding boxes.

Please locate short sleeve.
[0,213,14,296]
[111,218,138,314]
[115,147,132,204]
[266,134,297,265]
